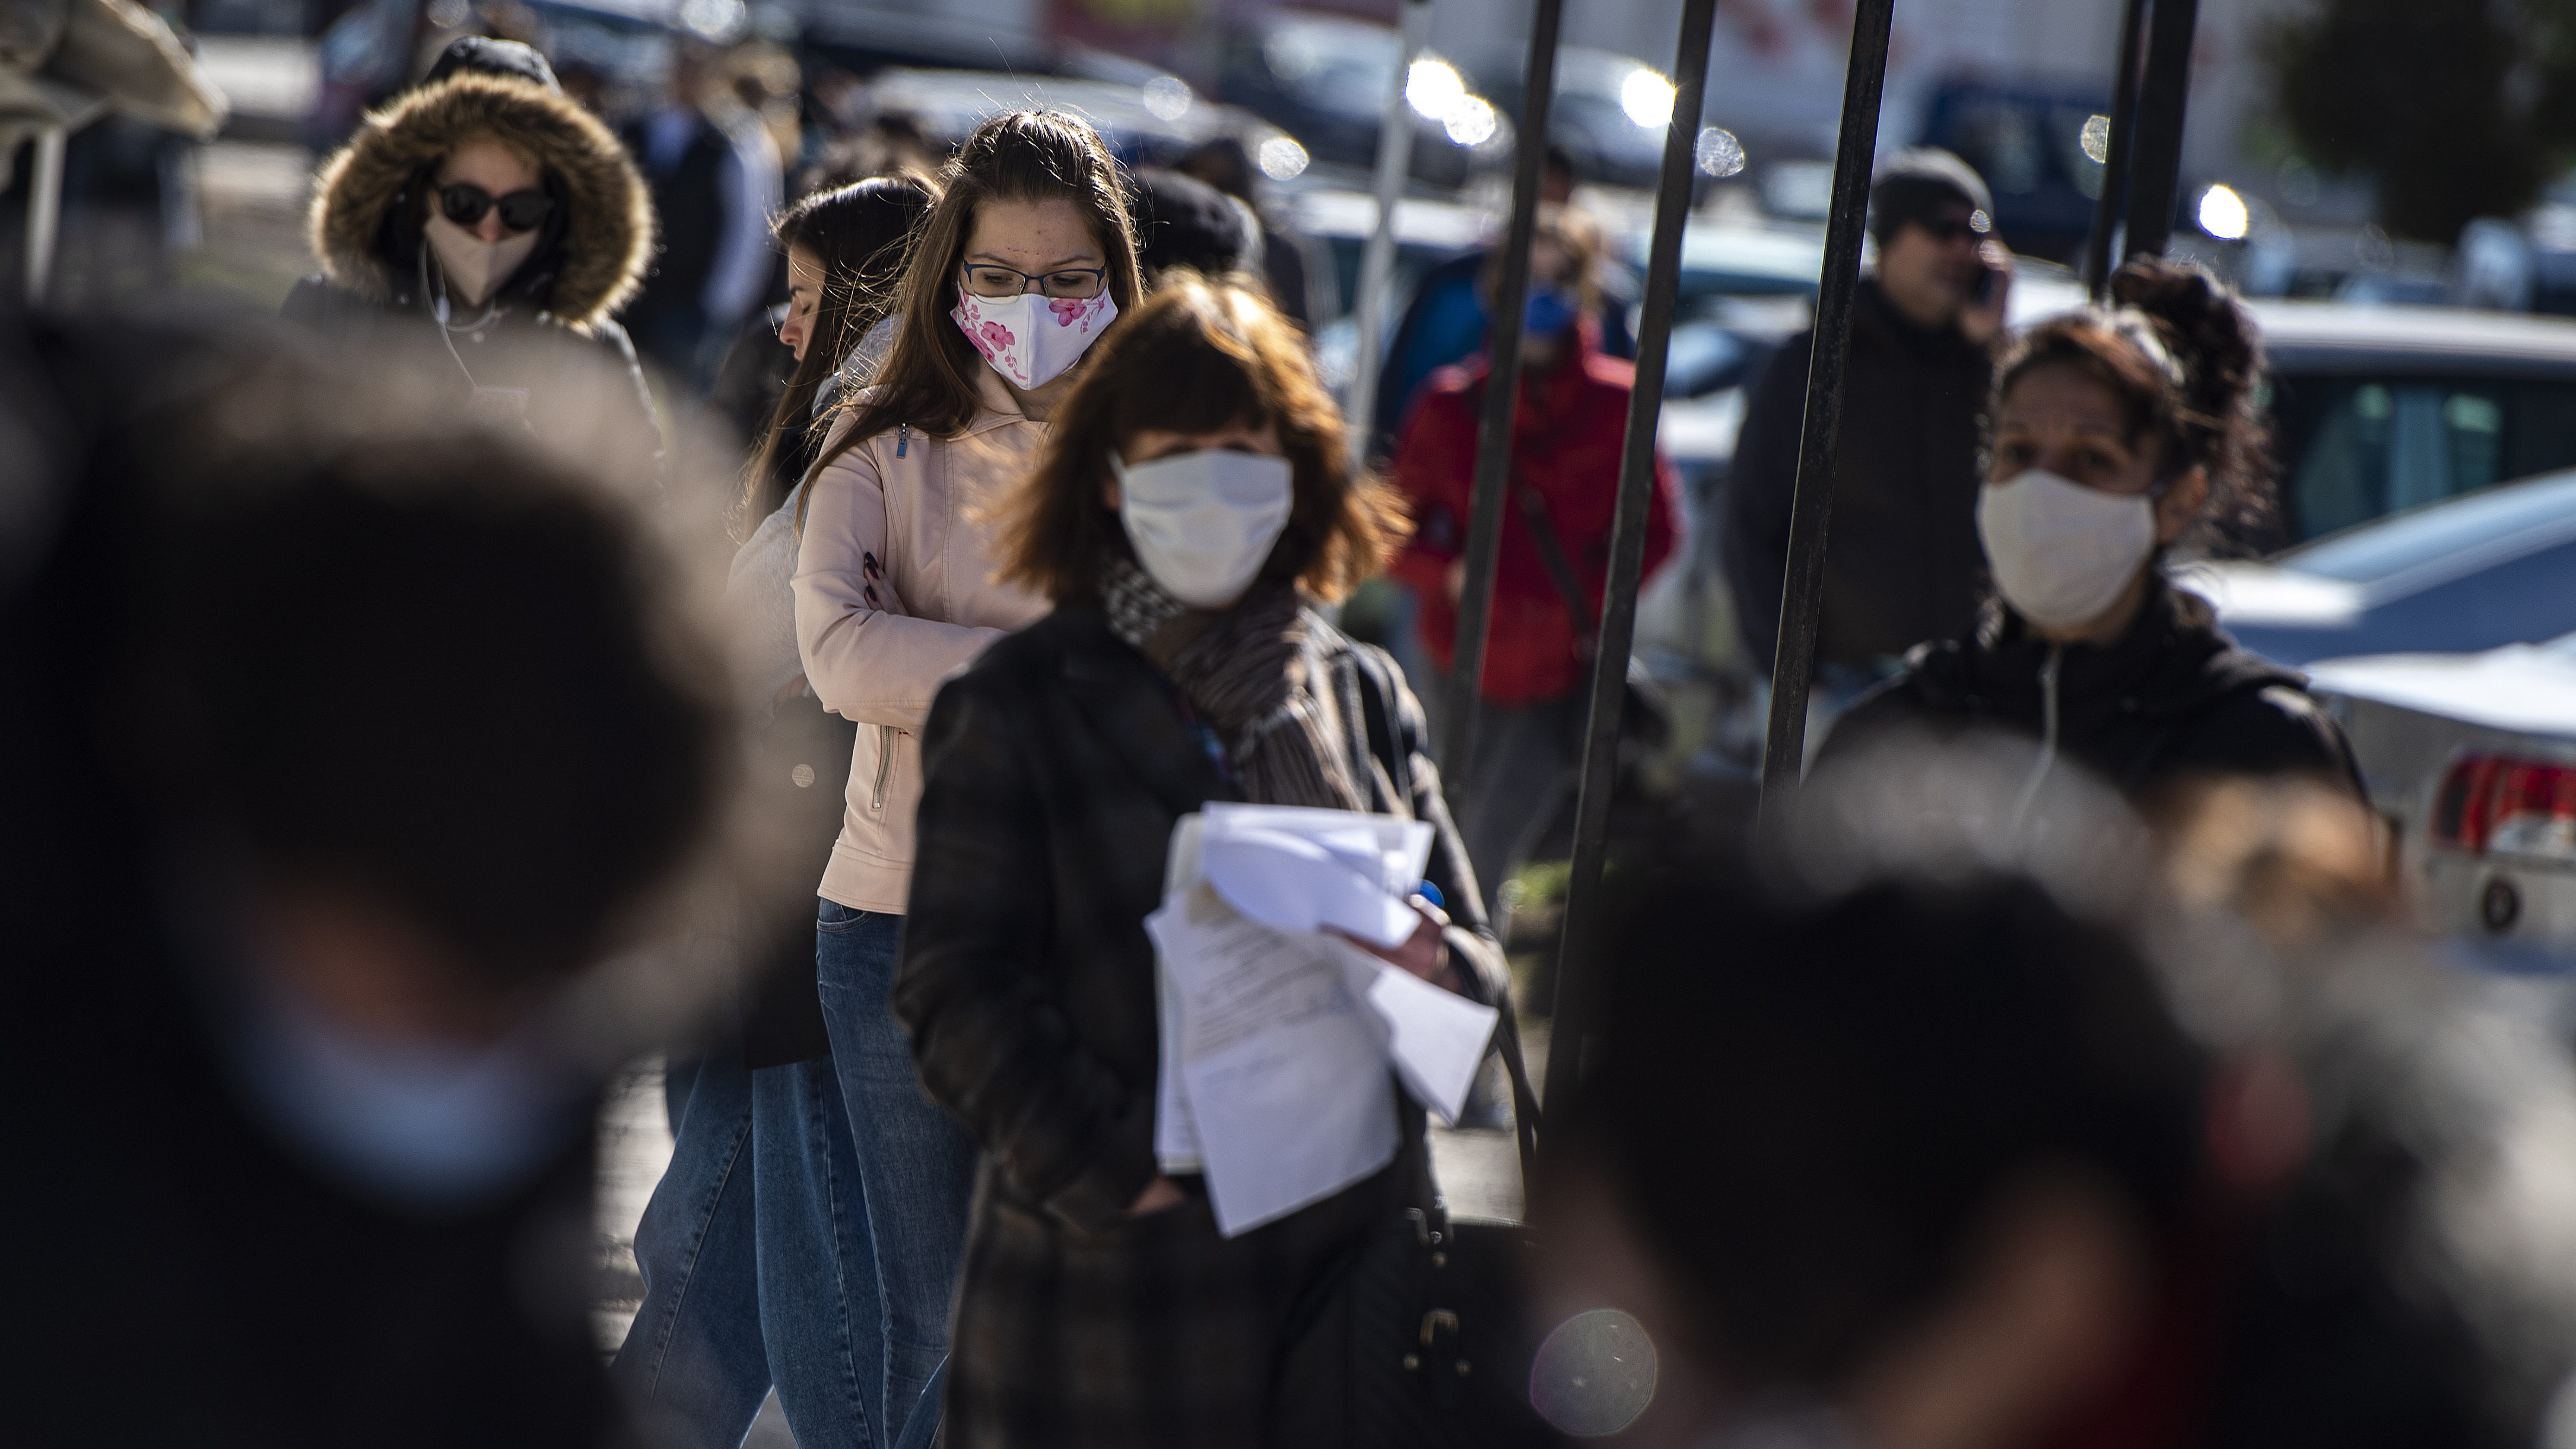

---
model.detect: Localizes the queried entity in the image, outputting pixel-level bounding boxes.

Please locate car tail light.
[2432,753,2576,858]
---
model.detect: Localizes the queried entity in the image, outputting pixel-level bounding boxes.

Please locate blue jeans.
[615,1051,892,1449]
[815,901,978,1449]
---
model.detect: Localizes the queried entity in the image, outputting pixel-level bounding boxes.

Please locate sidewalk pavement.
[592,1029,1546,1447]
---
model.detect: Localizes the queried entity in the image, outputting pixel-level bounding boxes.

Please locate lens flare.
[1256,135,1310,180]
[2080,113,2111,164]
[1406,56,1466,121]
[1695,126,1745,177]
[2198,183,2250,240]
[1529,1308,1657,1437]
[1444,95,1498,147]
[1141,76,1192,122]
[1619,68,1676,129]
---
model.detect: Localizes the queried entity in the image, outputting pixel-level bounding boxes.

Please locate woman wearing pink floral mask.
[787,109,1144,1445]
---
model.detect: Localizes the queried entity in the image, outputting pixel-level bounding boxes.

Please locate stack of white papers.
[1146,804,1500,1237]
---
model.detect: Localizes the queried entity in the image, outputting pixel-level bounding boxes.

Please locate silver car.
[2310,636,2576,946]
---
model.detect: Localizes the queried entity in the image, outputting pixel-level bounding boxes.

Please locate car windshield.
[2285,470,2576,582]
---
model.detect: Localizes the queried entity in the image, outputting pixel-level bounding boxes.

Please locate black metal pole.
[1438,0,1567,775]
[2084,0,2149,298]
[2123,0,2199,261]
[1542,0,1719,1117]
[1754,0,1899,823]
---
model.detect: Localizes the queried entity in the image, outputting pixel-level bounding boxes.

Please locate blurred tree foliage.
[2269,0,2576,242]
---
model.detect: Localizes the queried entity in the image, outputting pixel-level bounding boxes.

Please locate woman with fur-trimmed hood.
[285,71,660,465]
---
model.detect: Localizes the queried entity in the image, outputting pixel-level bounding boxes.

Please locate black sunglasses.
[1917,211,1992,243]
[437,182,553,233]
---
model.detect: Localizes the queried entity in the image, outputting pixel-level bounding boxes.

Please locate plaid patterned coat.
[895,604,1507,1449]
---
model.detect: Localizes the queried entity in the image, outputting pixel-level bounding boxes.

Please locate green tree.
[2270,0,2576,242]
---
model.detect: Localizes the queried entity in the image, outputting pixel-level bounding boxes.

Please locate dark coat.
[1819,578,2364,803]
[282,74,660,474]
[1723,278,1994,669]
[895,604,1508,1448]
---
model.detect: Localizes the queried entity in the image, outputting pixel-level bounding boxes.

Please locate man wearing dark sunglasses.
[1723,148,2014,725]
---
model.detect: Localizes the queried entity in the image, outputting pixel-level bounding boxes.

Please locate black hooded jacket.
[282,74,660,474]
[1819,577,2363,801]
[1724,278,1993,669]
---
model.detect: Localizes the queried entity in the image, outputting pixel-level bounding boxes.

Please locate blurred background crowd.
[23,1,2576,1447]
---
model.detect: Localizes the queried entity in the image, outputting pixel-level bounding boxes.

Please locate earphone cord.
[418,241,500,393]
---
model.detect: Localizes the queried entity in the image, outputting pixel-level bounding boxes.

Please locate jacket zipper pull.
[896,423,909,458]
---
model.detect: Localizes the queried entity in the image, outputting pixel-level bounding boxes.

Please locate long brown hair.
[997,272,1405,604]
[739,173,935,534]
[815,110,1144,475]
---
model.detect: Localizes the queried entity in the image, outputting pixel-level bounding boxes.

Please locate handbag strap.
[1344,630,1543,1191]
[1465,381,1602,658]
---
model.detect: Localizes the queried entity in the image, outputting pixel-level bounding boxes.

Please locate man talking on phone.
[1723,148,2009,731]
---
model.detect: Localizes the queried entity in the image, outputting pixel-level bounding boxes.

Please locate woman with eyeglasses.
[788,109,1143,1448]
[286,70,659,471]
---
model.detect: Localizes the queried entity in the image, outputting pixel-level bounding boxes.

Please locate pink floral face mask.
[949,287,1118,391]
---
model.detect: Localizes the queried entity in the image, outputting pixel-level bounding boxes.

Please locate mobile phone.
[1971,261,2001,305]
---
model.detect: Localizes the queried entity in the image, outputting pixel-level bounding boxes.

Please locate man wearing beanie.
[1723,147,2009,717]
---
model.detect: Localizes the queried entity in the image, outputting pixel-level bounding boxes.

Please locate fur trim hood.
[308,74,653,332]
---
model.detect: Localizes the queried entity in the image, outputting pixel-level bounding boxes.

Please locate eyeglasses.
[961,262,1107,300]
[438,182,554,234]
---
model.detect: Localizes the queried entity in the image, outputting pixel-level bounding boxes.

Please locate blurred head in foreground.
[1536,848,2205,1447]
[81,335,730,1207]
[6,313,733,1443]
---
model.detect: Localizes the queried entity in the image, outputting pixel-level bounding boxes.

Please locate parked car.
[847,66,1294,173]
[1214,8,1478,189]
[2307,634,2576,947]
[1466,46,1677,189]
[2193,468,2576,667]
[1916,77,2109,265]
[2003,288,2576,546]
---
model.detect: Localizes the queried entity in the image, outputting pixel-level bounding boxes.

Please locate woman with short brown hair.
[895,275,1507,1447]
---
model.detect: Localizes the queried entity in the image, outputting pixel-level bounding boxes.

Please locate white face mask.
[226,974,579,1209]
[951,288,1117,391]
[1112,446,1295,608]
[1975,468,2161,630]
[424,211,539,309]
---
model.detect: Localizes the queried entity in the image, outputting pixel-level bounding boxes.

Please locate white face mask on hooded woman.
[1975,468,2162,630]
[1111,447,1295,608]
[424,211,539,310]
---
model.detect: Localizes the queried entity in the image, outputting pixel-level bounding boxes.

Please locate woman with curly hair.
[1819,259,2361,809]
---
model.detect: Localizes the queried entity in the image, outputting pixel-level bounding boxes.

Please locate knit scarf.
[1100,557,1365,811]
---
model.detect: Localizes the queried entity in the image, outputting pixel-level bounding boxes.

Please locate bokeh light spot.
[1620,68,1676,129]
[1529,1308,1657,1437]
[1141,76,1193,122]
[1257,135,1310,180]
[1695,127,1745,177]
[2199,183,2250,240]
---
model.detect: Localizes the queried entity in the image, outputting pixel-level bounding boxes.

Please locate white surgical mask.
[1112,447,1295,608]
[227,974,580,1210]
[1975,468,2161,630]
[424,211,539,309]
[951,288,1117,391]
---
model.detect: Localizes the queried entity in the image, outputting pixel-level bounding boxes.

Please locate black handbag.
[1265,1001,1559,1449]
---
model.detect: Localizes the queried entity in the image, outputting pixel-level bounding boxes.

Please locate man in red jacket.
[1389,205,1682,924]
